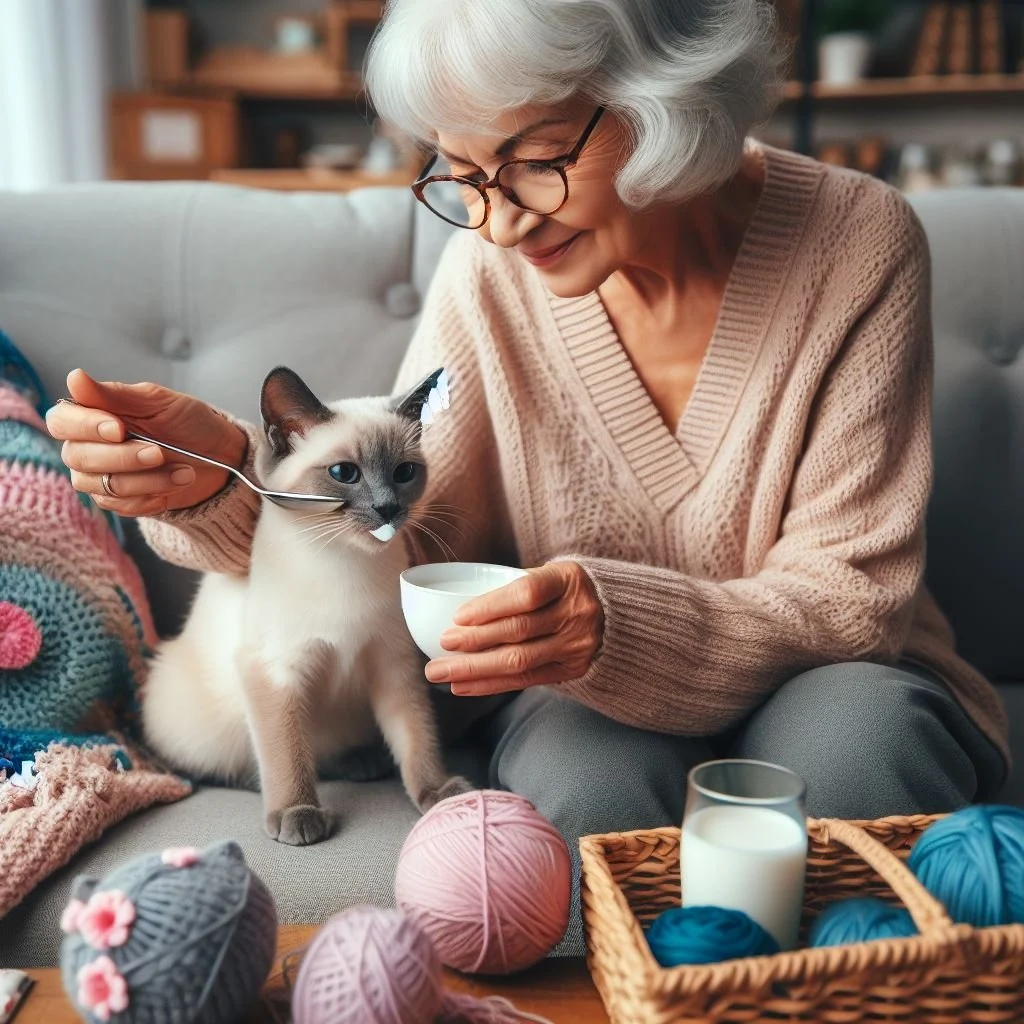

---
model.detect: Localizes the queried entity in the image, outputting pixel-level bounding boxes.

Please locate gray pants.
[482,662,1005,956]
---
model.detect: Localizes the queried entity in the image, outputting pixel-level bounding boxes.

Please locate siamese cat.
[142,366,472,846]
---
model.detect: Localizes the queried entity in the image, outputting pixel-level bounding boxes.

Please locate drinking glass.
[682,759,807,950]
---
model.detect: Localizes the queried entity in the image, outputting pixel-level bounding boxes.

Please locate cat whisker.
[417,504,472,537]
[310,523,352,555]
[418,508,467,526]
[294,516,348,537]
[407,518,457,563]
[298,514,355,545]
[291,509,342,524]
[418,514,467,542]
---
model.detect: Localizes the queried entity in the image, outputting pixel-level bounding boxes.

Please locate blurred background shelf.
[114,0,1023,192]
[767,0,1024,189]
[784,72,1024,102]
[188,47,360,99]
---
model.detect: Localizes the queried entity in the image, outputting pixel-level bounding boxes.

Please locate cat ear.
[393,367,446,424]
[260,366,333,458]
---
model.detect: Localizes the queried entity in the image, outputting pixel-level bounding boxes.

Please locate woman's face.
[434,102,648,298]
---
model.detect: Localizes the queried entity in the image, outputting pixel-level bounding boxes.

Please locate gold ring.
[101,473,116,498]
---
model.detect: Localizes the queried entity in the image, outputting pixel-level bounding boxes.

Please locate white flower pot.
[818,32,872,86]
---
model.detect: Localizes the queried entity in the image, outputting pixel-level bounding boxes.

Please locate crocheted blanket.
[0,336,190,919]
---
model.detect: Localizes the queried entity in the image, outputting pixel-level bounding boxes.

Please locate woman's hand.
[425,561,604,696]
[45,368,248,517]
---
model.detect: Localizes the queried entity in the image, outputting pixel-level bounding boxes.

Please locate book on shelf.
[978,0,1004,74]
[944,3,972,75]
[910,1,950,77]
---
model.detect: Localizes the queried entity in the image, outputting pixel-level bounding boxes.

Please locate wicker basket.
[579,815,1024,1023]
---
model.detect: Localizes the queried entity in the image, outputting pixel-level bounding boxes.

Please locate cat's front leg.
[370,654,475,813]
[238,640,334,846]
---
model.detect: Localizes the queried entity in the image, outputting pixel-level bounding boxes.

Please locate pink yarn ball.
[0,602,42,669]
[395,790,571,975]
[292,906,442,1024]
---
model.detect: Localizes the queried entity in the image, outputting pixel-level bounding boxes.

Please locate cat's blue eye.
[329,463,361,484]
[393,463,417,484]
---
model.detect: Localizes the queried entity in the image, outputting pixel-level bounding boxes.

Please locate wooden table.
[12,925,609,1023]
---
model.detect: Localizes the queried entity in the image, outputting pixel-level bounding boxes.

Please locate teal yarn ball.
[646,906,780,967]
[907,805,1024,928]
[809,898,917,948]
[60,841,277,1024]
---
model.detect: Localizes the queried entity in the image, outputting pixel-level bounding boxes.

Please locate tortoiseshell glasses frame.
[412,106,606,229]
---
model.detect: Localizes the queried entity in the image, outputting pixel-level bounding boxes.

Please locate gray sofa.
[0,182,1021,967]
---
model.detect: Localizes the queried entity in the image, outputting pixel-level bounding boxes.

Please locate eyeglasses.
[412,107,605,229]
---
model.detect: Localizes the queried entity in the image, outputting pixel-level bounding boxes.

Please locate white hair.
[365,0,785,207]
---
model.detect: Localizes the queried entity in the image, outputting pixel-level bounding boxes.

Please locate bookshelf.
[777,0,1023,185]
[122,1,404,189]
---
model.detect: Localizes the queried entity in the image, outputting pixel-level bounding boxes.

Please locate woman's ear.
[393,367,446,423]
[260,366,333,458]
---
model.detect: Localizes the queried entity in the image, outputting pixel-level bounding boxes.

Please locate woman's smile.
[518,232,583,268]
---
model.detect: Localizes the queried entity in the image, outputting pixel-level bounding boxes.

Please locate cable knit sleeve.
[559,204,934,735]
[137,412,262,576]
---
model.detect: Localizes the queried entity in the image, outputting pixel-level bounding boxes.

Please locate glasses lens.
[497,162,567,215]
[420,179,485,228]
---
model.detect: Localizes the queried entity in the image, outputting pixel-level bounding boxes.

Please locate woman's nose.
[485,192,534,248]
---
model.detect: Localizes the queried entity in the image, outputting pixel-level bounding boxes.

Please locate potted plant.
[818,0,888,85]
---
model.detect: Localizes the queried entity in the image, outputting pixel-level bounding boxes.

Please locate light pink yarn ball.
[395,790,572,974]
[292,906,442,1024]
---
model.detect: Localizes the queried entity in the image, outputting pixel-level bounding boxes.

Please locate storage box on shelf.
[580,817,1024,1024]
[110,92,239,181]
[121,2,391,185]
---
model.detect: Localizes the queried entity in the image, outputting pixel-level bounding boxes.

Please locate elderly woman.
[50,0,1005,930]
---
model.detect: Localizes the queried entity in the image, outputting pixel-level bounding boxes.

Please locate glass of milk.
[682,759,807,950]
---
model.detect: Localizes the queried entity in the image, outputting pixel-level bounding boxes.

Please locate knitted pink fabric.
[140,145,1008,766]
[0,387,190,919]
[0,746,189,919]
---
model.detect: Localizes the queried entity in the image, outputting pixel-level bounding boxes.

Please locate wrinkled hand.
[45,369,247,517]
[425,561,604,696]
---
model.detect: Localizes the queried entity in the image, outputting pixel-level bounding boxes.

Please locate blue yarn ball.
[907,805,1024,928]
[646,906,780,967]
[809,897,917,948]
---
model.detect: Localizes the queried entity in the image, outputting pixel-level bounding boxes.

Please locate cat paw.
[265,805,333,846]
[417,775,475,812]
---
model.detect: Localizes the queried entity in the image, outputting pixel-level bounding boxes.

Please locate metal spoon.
[122,429,345,511]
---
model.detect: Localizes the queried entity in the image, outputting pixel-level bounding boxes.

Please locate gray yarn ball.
[60,840,277,1024]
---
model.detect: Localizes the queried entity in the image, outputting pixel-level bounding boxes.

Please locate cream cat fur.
[143,367,471,846]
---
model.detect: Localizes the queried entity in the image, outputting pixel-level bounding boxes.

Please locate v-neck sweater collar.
[548,144,824,513]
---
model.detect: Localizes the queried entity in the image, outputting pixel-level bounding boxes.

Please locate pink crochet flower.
[76,956,129,1022]
[78,890,136,950]
[0,601,42,670]
[60,898,86,934]
[161,846,200,868]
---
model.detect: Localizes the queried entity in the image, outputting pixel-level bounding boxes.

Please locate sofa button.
[385,282,421,319]
[982,330,1021,367]
[161,326,192,361]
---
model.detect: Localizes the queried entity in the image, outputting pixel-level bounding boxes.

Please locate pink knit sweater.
[141,145,1009,767]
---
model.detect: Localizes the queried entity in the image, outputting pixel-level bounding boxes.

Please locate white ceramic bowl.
[400,562,528,661]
